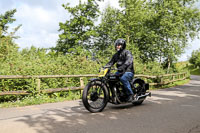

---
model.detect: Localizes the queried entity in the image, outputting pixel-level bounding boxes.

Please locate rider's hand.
[117,67,124,77]
[117,67,124,73]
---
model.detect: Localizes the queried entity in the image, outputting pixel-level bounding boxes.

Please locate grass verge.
[190,68,200,75]
[0,91,81,108]
[150,78,190,90]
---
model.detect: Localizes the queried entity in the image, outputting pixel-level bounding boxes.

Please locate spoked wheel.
[82,81,109,113]
[132,81,146,105]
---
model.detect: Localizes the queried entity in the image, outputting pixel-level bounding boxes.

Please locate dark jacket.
[105,49,134,74]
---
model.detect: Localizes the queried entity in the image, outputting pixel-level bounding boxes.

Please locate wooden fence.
[0,72,187,96]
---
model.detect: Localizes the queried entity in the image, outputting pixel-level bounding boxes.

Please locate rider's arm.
[104,53,117,68]
[118,50,133,70]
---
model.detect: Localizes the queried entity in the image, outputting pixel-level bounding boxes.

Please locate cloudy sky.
[0,0,200,61]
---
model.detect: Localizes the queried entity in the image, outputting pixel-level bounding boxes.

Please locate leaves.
[55,0,100,54]
[189,48,200,68]
[0,9,16,33]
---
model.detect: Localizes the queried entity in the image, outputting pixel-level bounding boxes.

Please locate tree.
[95,0,150,61]
[0,9,20,60]
[95,6,120,55]
[117,0,200,73]
[189,48,200,68]
[55,0,101,54]
[148,0,200,73]
[0,9,17,35]
[119,0,153,61]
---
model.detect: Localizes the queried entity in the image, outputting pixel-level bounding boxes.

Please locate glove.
[116,67,124,77]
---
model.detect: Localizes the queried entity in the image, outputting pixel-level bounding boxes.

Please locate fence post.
[80,77,84,95]
[36,79,41,94]
[80,77,84,87]
[160,76,163,85]
[173,75,175,81]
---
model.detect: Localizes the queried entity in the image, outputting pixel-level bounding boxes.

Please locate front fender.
[88,78,108,89]
[88,78,111,97]
[89,78,102,82]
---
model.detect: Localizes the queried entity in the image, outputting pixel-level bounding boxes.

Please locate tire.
[132,80,146,105]
[82,81,109,113]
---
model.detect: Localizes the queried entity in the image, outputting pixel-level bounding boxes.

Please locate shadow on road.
[15,100,133,133]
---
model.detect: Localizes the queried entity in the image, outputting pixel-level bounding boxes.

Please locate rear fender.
[131,78,149,90]
[132,78,145,84]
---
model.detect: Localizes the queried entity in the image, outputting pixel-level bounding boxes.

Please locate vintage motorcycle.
[82,67,151,113]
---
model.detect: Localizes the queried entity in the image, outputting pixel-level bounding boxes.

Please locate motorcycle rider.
[105,38,135,102]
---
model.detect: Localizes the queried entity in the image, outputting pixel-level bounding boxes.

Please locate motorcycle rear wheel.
[132,81,147,105]
[82,81,109,113]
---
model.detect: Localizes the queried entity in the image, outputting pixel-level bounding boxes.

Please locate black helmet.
[114,38,126,51]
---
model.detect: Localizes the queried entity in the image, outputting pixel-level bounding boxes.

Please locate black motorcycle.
[82,67,151,113]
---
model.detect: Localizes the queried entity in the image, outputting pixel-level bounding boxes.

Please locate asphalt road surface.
[0,75,200,133]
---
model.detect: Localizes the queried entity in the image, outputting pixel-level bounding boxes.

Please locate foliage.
[175,61,200,75]
[55,0,100,54]
[95,0,200,72]
[95,6,120,53]
[0,9,21,61]
[189,66,200,75]
[149,0,200,73]
[55,0,200,73]
[0,9,16,34]
[0,47,101,99]
[189,48,200,68]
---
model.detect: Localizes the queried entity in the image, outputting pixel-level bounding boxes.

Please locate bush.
[0,46,101,102]
[0,45,189,103]
[189,49,200,68]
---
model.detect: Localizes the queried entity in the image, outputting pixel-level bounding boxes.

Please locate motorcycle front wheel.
[82,80,109,113]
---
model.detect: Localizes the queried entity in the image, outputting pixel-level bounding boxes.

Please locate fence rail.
[0,72,188,96]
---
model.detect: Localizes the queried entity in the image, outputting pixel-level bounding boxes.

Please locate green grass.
[150,78,190,90]
[0,91,81,108]
[190,67,200,75]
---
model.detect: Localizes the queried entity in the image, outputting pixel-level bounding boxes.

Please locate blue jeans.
[116,72,134,95]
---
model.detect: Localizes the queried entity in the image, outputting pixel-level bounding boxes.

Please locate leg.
[119,72,134,95]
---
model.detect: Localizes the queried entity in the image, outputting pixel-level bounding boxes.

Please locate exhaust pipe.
[136,92,151,101]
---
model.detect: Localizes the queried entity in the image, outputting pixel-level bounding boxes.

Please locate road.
[0,75,200,133]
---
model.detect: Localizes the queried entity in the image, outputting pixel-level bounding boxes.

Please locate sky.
[0,0,200,61]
